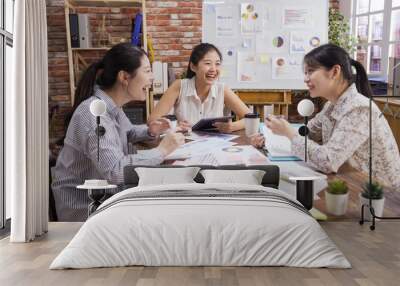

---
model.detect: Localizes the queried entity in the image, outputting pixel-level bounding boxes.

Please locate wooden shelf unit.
[64,0,147,107]
[234,90,292,120]
[68,0,143,7]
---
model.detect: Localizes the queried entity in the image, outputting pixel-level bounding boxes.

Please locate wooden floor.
[1,221,400,286]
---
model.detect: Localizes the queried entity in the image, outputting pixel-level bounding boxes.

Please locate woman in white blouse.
[251,44,400,188]
[149,43,251,133]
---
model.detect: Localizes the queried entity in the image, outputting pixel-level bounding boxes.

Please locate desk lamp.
[294,99,317,211]
[297,99,315,162]
[89,99,107,162]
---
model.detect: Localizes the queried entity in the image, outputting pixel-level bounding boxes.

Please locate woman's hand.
[176,120,192,133]
[213,119,235,133]
[148,118,171,136]
[265,115,297,140]
[157,132,185,156]
[250,133,265,148]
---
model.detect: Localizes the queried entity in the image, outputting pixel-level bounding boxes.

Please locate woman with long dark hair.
[52,43,185,221]
[251,43,400,188]
[149,43,251,133]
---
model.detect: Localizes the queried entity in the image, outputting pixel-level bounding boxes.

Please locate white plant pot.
[359,193,385,221]
[325,191,349,216]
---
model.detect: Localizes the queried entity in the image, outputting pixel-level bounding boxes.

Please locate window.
[1,0,14,230]
[350,0,400,80]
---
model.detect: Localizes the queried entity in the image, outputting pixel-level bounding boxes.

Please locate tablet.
[191,116,233,131]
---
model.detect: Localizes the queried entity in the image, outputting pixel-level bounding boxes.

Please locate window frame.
[350,0,400,80]
[0,0,13,230]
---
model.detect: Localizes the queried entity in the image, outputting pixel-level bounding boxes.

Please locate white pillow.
[135,167,201,186]
[200,169,266,185]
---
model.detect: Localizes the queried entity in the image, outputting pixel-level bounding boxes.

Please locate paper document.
[185,131,239,142]
[173,153,220,166]
[173,145,269,166]
[261,124,301,161]
[165,138,236,160]
[214,145,269,165]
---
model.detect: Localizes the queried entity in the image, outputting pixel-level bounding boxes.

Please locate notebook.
[261,124,302,161]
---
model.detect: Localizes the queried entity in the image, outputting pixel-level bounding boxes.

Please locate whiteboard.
[202,0,328,90]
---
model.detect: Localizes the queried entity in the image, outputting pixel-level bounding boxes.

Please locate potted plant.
[328,8,357,54]
[360,181,385,221]
[325,179,349,216]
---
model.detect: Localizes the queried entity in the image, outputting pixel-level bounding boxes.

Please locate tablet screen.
[191,116,233,131]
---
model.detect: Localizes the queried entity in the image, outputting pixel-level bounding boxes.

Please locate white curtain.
[7,0,49,242]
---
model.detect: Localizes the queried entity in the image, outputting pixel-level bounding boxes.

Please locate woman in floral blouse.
[251,43,400,188]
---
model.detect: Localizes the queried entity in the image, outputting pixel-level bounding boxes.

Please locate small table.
[77,184,117,216]
[288,175,327,220]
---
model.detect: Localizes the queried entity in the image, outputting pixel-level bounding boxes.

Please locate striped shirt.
[52,88,164,221]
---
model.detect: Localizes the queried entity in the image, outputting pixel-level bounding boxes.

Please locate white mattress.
[50,183,350,269]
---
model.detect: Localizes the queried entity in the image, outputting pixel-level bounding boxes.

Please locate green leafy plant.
[362,181,384,200]
[327,179,348,195]
[328,8,357,54]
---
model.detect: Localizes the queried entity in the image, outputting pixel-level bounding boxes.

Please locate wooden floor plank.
[1,222,400,286]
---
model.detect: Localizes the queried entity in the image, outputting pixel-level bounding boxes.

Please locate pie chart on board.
[273,36,284,48]
[310,36,321,47]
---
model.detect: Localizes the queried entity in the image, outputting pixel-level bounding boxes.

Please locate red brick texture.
[47,0,340,141]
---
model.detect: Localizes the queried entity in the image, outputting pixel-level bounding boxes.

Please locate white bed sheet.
[50,183,350,269]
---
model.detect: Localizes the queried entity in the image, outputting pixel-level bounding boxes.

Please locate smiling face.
[127,55,154,101]
[303,63,340,99]
[190,50,221,85]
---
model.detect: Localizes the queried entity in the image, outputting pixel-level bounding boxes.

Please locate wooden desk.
[148,90,293,121]
[139,130,400,221]
[234,90,292,120]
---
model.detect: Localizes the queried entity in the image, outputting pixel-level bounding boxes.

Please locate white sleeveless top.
[174,77,225,125]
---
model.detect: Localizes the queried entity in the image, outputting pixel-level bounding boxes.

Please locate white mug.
[244,113,260,137]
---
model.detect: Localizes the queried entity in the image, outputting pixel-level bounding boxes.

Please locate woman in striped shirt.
[52,43,185,221]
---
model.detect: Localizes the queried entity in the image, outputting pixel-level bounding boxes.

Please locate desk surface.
[140,130,400,221]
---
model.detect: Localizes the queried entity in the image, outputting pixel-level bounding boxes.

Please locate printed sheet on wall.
[202,0,329,90]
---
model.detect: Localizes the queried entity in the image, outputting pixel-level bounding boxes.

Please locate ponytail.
[63,43,147,131]
[304,44,373,98]
[64,60,104,130]
[350,59,373,98]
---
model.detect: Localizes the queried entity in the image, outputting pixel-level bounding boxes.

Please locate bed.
[50,165,350,269]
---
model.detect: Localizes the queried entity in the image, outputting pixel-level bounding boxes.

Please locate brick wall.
[48,0,340,141]
[47,0,141,141]
[146,0,202,77]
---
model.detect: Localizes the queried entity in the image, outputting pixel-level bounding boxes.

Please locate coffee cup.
[244,113,260,137]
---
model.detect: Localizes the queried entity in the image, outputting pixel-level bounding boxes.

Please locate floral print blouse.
[291,84,400,188]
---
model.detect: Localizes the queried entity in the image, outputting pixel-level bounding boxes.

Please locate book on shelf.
[69,13,91,49]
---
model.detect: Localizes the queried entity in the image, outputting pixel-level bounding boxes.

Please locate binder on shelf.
[69,14,80,48]
[162,63,168,93]
[131,13,143,46]
[152,61,170,94]
[152,61,163,94]
[78,14,91,49]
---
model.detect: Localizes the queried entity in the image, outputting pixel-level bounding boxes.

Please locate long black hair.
[64,43,147,130]
[304,43,373,98]
[185,43,222,79]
